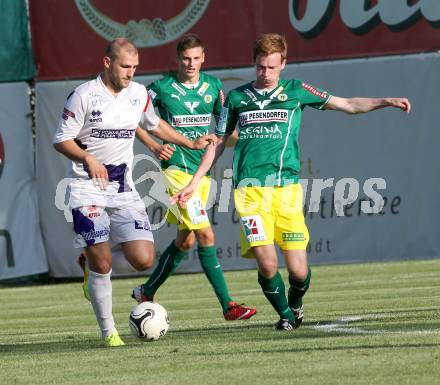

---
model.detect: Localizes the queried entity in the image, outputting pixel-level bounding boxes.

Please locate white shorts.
[71,200,154,248]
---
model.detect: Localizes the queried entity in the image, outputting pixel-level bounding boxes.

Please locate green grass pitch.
[1,259,439,385]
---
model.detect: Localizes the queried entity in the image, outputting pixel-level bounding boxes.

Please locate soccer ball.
[129,301,169,341]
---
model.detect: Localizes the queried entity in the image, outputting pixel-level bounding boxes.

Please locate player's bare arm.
[172,135,228,205]
[149,119,217,150]
[325,96,411,114]
[135,127,174,161]
[53,139,108,190]
[225,129,238,147]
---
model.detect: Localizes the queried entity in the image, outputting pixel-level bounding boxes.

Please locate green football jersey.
[147,72,225,174]
[216,79,331,187]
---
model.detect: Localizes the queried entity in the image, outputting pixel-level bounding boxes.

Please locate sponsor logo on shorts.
[187,198,208,225]
[241,215,266,243]
[282,232,305,242]
[82,229,109,241]
[86,205,100,218]
[135,220,151,231]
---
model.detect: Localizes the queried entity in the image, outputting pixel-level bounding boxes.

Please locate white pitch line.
[311,315,440,336]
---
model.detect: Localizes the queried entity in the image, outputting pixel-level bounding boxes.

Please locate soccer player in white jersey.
[53,38,215,346]
[174,33,410,330]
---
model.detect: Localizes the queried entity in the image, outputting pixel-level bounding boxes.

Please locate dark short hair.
[176,33,204,57]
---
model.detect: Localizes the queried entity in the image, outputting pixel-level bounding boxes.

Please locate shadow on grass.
[2,315,439,356]
[1,338,439,357]
[186,342,440,356]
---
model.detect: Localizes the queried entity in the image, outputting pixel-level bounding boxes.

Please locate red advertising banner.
[30,0,440,80]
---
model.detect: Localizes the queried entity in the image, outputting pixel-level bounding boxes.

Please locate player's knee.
[175,236,195,251]
[131,255,154,271]
[258,263,278,279]
[288,265,309,282]
[195,227,215,246]
[259,267,278,279]
[90,260,112,274]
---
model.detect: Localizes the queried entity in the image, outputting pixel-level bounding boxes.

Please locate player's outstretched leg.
[132,240,187,303]
[77,253,90,301]
[288,267,311,328]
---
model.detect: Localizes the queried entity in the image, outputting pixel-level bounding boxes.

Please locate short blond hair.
[105,38,138,60]
[253,33,287,62]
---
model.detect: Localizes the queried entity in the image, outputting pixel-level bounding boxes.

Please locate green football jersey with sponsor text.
[216,79,331,187]
[148,72,225,174]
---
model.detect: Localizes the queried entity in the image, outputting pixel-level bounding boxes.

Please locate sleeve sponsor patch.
[143,93,151,112]
[302,83,328,99]
[216,107,228,134]
[148,88,157,100]
[219,89,225,106]
[62,108,75,121]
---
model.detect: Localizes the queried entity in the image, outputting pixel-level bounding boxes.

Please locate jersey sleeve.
[298,81,332,110]
[139,93,160,131]
[213,78,226,117]
[215,94,237,136]
[147,80,161,107]
[53,90,86,144]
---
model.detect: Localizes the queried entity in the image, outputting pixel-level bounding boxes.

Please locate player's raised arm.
[325,96,411,114]
[135,127,174,161]
[172,135,228,205]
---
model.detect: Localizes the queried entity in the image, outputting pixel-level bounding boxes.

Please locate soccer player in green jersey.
[174,33,411,330]
[132,34,256,321]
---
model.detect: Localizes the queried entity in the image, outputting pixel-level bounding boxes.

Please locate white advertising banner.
[36,53,440,277]
[0,82,48,280]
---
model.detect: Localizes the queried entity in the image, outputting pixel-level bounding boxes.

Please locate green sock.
[288,267,311,309]
[198,245,232,312]
[258,271,294,321]
[143,240,187,297]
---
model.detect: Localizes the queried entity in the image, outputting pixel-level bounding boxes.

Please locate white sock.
[88,269,116,338]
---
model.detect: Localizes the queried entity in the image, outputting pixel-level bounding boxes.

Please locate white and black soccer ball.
[129,301,169,341]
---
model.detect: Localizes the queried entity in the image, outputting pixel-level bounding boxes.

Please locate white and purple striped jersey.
[54,75,159,207]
